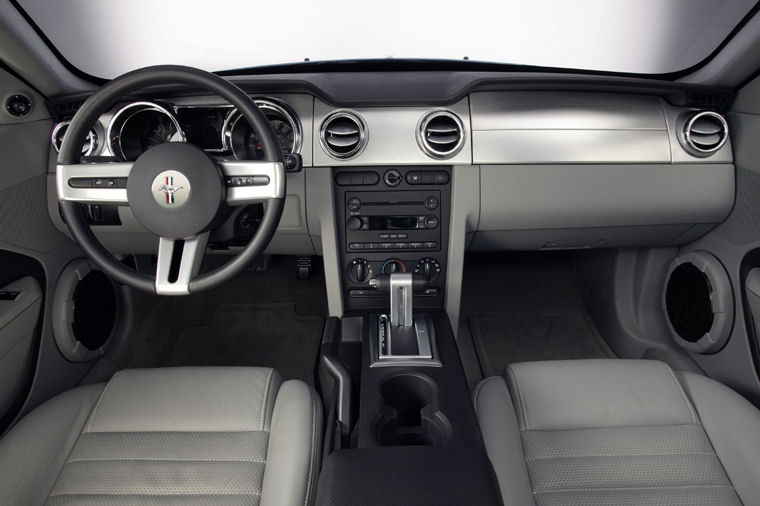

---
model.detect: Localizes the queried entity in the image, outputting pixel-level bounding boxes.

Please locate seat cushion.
[0,367,322,506]
[474,359,755,506]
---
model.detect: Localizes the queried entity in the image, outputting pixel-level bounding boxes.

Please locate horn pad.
[126,143,224,239]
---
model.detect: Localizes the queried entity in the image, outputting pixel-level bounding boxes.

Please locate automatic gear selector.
[369,272,440,367]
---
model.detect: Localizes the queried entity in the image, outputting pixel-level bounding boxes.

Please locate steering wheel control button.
[424,196,439,210]
[383,169,402,187]
[226,175,270,187]
[152,171,191,208]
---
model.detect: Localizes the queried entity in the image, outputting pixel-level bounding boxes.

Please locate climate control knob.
[414,257,441,282]
[382,259,406,274]
[347,258,372,284]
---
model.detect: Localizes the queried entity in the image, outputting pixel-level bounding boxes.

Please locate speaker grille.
[665,263,714,343]
[72,270,117,350]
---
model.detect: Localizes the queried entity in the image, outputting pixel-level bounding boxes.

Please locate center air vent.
[320,111,367,159]
[417,110,465,159]
[681,111,728,157]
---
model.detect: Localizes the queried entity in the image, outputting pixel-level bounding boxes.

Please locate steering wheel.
[56,65,286,295]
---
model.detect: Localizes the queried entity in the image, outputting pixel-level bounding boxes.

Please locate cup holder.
[374,372,451,446]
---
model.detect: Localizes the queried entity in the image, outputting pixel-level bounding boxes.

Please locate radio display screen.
[367,216,419,230]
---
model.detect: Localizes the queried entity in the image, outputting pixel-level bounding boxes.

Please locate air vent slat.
[426,126,459,134]
[327,134,360,147]
[692,133,722,146]
[681,111,728,157]
[326,125,360,136]
[427,133,460,144]
[320,112,367,159]
[417,111,464,159]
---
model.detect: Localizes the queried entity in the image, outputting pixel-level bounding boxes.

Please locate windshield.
[15,0,759,79]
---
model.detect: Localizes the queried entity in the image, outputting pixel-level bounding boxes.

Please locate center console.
[334,166,451,311]
[316,166,501,505]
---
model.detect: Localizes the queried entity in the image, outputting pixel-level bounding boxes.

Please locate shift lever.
[369,273,427,327]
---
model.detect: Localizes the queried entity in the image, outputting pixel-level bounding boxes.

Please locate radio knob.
[347,216,363,231]
[347,258,372,284]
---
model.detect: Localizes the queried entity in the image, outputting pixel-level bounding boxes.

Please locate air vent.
[320,111,367,159]
[681,111,728,156]
[417,110,465,159]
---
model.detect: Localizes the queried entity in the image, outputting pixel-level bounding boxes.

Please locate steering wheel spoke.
[57,162,132,205]
[219,160,285,205]
[155,233,209,295]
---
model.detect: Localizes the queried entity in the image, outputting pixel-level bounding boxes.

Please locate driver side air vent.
[417,110,465,159]
[681,111,728,157]
[320,111,367,159]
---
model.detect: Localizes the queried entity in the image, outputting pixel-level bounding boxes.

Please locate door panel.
[0,276,41,416]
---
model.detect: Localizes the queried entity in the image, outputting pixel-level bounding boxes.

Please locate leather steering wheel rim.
[58,65,286,294]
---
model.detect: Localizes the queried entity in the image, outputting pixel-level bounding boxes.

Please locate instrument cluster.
[51,97,302,162]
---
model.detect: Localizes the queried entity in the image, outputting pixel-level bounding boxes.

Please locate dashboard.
[45,76,736,271]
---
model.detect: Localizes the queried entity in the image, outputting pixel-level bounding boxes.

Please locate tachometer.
[223,99,301,160]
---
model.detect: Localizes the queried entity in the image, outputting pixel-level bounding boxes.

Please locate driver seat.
[0,367,322,505]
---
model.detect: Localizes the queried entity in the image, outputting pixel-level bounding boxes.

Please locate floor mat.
[469,310,614,377]
[164,303,324,385]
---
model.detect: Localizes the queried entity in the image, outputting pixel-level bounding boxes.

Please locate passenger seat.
[474,359,760,505]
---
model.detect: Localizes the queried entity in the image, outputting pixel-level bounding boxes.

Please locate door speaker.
[663,251,733,354]
[53,259,119,362]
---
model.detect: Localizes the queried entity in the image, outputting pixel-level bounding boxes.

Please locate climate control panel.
[334,166,451,311]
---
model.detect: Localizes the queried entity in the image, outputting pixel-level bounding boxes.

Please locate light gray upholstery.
[475,359,755,506]
[0,367,322,506]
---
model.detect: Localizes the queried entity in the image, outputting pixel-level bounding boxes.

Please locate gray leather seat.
[0,367,322,506]
[474,359,760,506]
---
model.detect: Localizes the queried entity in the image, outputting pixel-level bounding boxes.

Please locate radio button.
[424,241,438,249]
[398,233,408,239]
[379,233,390,239]
[394,242,408,249]
[433,171,450,184]
[424,196,439,210]
[379,242,393,249]
[409,242,423,249]
[423,215,439,229]
[406,171,423,185]
[363,172,380,185]
[347,197,361,211]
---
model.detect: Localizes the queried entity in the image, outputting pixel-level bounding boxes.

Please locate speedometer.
[107,102,185,161]
[223,99,301,160]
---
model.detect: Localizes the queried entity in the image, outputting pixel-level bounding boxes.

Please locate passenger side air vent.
[320,111,367,159]
[417,110,465,159]
[680,111,728,157]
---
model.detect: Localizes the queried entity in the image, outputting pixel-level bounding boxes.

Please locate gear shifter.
[368,272,440,366]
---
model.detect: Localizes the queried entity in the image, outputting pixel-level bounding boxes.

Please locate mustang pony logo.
[158,176,184,204]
